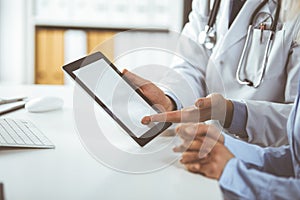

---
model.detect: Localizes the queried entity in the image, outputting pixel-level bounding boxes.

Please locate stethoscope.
[198,0,281,87]
[198,0,221,50]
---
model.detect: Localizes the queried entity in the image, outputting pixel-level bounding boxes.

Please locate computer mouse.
[25,96,64,113]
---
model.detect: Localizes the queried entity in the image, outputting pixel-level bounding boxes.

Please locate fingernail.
[173,146,182,152]
[186,126,197,135]
[141,116,150,125]
[123,69,128,74]
[175,125,181,133]
[195,99,203,107]
[199,153,208,159]
[173,146,179,152]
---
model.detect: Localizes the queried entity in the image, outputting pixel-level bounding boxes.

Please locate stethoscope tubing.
[250,0,269,26]
[200,0,281,87]
[236,0,281,87]
[208,0,222,28]
[236,25,254,86]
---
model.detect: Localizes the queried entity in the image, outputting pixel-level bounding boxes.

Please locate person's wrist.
[218,133,225,144]
[218,156,235,180]
[224,100,234,128]
[165,96,176,111]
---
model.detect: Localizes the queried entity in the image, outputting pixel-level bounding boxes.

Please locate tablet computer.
[63,52,172,147]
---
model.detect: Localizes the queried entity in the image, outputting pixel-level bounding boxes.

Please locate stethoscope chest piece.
[198,25,216,50]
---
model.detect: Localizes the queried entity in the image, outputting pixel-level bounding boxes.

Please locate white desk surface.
[0,85,223,200]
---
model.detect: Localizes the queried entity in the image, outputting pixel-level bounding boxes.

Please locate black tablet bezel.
[62,52,172,147]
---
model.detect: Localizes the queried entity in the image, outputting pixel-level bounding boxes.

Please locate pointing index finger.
[141,106,204,124]
[122,69,149,88]
[141,110,182,124]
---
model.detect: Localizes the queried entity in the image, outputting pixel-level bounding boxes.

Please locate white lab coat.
[161,0,300,146]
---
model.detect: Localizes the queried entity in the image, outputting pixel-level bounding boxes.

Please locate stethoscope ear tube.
[249,0,269,25]
[271,0,281,32]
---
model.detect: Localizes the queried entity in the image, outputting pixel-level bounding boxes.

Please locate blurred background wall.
[0,0,192,85]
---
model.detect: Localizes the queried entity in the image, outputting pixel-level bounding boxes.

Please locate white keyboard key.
[0,134,6,144]
[1,122,24,144]
[0,125,14,144]
[14,121,36,144]
[7,120,34,145]
[16,130,34,145]
[0,118,54,148]
[24,129,43,145]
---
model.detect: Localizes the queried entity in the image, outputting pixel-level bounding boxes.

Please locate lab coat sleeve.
[161,88,183,110]
[224,134,294,177]
[244,44,300,147]
[219,158,300,200]
[159,0,211,107]
[243,101,292,146]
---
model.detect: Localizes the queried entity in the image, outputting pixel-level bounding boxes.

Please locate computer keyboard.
[0,118,54,149]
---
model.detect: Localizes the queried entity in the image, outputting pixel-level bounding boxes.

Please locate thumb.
[195,97,212,108]
[122,69,129,74]
[122,69,149,87]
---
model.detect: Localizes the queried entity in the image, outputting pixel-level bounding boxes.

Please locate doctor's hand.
[122,69,175,112]
[174,123,234,180]
[141,93,234,128]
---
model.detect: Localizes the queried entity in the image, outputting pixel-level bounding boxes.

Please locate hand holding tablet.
[63,52,172,146]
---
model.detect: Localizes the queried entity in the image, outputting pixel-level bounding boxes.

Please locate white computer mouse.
[25,96,64,113]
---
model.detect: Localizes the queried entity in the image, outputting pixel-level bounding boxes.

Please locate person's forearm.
[165,95,177,111]
[162,89,182,111]
[219,158,300,200]
[223,134,294,177]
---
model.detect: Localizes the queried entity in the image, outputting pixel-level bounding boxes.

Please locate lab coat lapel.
[216,0,268,58]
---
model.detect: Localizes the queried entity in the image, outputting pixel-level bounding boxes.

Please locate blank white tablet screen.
[74,59,158,138]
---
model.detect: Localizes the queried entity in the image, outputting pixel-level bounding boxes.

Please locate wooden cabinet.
[87,30,115,61]
[35,28,65,84]
[29,0,184,85]
[35,28,117,85]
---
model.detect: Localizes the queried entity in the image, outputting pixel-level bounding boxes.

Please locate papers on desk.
[0,101,25,116]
